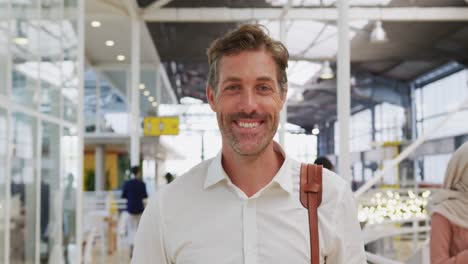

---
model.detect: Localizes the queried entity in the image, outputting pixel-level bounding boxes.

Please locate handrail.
[366,252,404,264]
[364,225,431,244]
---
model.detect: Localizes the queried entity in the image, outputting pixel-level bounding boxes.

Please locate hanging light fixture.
[13,20,28,45]
[319,61,334,80]
[311,124,320,135]
[370,21,388,43]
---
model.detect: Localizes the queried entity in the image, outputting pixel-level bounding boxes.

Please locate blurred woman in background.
[428,142,468,264]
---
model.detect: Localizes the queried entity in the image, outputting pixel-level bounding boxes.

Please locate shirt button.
[247,199,255,208]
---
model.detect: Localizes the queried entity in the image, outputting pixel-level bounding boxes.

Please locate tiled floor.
[91,247,131,264]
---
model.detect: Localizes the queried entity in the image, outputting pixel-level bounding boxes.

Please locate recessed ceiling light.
[139,83,145,90]
[148,96,154,102]
[116,55,125,61]
[105,40,114,47]
[91,21,101,28]
[143,90,150,96]
[152,102,158,107]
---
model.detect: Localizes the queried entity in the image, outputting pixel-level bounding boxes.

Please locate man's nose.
[238,89,258,114]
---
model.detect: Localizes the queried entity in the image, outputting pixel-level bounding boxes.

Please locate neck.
[221,142,284,197]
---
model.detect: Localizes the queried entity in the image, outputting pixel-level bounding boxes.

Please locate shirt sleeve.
[430,213,468,264]
[132,192,170,264]
[327,186,367,264]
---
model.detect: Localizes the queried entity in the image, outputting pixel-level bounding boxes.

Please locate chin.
[232,139,269,156]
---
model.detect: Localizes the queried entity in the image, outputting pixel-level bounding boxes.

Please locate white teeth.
[238,122,259,128]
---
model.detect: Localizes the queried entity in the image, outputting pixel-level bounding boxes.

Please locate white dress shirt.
[132,144,366,264]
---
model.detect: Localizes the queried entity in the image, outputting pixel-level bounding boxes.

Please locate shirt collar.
[203,141,293,194]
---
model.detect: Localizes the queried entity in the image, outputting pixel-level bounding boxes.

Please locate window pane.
[39,21,62,117]
[423,154,451,184]
[40,122,60,262]
[418,70,468,140]
[11,19,40,109]
[62,20,78,123]
[10,112,37,263]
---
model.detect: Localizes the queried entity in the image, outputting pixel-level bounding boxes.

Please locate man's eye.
[225,85,239,91]
[258,85,272,92]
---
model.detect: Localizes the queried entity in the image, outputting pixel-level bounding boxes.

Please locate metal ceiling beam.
[159,63,179,104]
[142,7,468,22]
[143,0,174,15]
[120,0,140,18]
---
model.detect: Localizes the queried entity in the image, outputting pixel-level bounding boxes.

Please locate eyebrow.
[221,77,242,85]
[221,76,275,85]
[256,76,275,82]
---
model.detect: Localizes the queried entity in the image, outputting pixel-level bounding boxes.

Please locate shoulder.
[291,159,351,205]
[290,159,352,207]
[321,169,351,203]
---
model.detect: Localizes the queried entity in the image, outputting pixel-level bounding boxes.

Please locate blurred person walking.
[314,156,334,171]
[122,165,148,255]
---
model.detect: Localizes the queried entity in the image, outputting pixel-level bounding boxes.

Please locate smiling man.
[132,24,366,264]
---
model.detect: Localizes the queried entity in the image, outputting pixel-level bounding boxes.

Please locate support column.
[95,145,105,191]
[371,105,376,144]
[156,66,161,115]
[410,83,419,193]
[95,70,101,132]
[76,0,85,261]
[337,0,351,182]
[130,18,141,166]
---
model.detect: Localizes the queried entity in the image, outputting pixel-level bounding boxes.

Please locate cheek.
[270,96,285,111]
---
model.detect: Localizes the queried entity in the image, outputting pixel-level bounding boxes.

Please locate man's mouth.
[237,121,260,128]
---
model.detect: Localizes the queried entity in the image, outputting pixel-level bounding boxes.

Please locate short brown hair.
[206,24,289,94]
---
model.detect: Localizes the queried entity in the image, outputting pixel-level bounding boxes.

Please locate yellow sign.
[144,116,179,136]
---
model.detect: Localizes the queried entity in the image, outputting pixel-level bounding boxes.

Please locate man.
[122,166,148,254]
[133,24,366,263]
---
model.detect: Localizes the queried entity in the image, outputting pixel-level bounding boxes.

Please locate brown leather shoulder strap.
[300,163,323,264]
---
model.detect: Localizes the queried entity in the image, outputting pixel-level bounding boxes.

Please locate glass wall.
[62,127,79,263]
[374,102,405,143]
[416,69,468,139]
[0,1,82,263]
[84,69,129,134]
[334,103,405,155]
[350,109,372,152]
[414,69,468,185]
[10,113,37,264]
[40,122,60,263]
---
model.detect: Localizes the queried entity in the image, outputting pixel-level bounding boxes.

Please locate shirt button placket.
[243,199,258,264]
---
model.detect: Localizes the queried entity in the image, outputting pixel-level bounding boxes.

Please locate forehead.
[218,49,278,82]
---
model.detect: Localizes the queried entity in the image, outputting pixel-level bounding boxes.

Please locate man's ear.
[280,85,288,103]
[206,85,216,111]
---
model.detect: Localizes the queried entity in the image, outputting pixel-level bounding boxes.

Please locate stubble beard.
[218,112,279,157]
